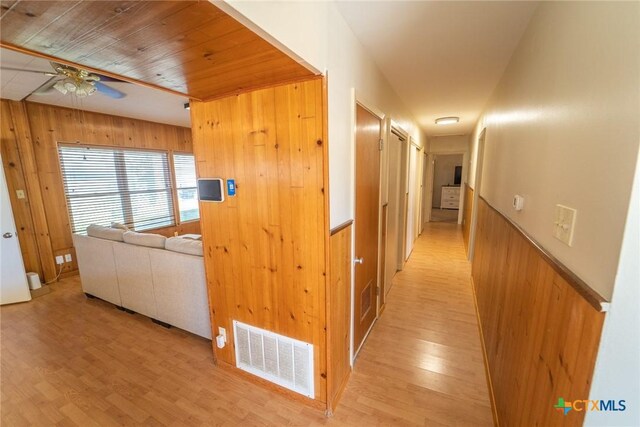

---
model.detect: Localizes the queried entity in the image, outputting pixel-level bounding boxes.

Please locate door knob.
[3,232,13,238]
[354,257,364,265]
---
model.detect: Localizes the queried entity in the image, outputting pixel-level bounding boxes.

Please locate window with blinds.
[58,145,175,234]
[173,153,200,222]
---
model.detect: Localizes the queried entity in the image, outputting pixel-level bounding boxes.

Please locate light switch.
[16,190,25,199]
[553,204,577,246]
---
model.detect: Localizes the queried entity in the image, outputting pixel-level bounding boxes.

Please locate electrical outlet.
[55,255,64,265]
[218,327,227,343]
[16,189,25,199]
[64,253,72,263]
[553,204,577,246]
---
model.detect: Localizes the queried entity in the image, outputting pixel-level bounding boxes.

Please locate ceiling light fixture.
[53,77,97,97]
[435,116,459,125]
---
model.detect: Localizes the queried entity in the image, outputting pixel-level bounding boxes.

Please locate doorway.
[430,154,464,222]
[384,128,407,297]
[353,103,382,354]
[1,153,31,305]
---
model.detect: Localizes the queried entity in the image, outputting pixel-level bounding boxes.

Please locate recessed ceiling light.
[435,116,459,125]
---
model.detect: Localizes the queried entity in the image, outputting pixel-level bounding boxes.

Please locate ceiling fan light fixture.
[435,116,459,125]
[75,81,97,97]
[53,80,69,95]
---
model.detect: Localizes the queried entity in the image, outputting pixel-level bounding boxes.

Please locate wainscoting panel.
[327,221,352,412]
[472,197,605,426]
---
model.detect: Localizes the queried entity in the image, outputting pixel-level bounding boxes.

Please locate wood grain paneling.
[462,184,473,255]
[327,222,352,413]
[191,78,328,402]
[0,100,197,280]
[472,197,606,426]
[0,1,315,100]
[2,100,57,281]
[0,100,42,277]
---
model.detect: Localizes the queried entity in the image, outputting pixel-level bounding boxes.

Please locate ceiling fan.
[1,61,127,99]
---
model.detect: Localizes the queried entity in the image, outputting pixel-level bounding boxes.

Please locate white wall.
[586,149,640,426]
[468,1,640,300]
[429,135,469,155]
[216,0,426,228]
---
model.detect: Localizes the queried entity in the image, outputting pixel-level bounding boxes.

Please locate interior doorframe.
[404,136,423,261]
[350,90,386,362]
[467,128,486,261]
[424,150,469,225]
[389,124,410,271]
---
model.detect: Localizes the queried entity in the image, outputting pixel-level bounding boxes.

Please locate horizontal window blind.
[173,153,200,222]
[59,145,175,234]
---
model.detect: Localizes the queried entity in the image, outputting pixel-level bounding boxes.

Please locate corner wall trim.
[479,196,608,312]
[330,220,353,236]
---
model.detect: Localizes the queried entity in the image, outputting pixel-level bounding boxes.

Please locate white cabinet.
[441,186,460,209]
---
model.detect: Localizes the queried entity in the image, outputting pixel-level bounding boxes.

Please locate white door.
[0,155,31,305]
[405,144,418,259]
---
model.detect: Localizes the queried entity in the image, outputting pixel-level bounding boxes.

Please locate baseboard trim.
[470,276,499,427]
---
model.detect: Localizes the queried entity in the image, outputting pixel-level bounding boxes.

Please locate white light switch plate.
[553,204,577,246]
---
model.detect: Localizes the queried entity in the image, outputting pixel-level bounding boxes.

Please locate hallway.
[0,223,492,426]
[336,222,493,425]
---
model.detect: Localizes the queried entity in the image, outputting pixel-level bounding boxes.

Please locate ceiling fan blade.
[0,66,56,76]
[96,74,128,83]
[95,81,126,99]
[31,77,59,95]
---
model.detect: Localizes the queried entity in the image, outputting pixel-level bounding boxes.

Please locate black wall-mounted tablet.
[198,178,225,202]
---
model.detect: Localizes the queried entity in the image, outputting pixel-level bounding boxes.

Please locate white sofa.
[73,227,212,339]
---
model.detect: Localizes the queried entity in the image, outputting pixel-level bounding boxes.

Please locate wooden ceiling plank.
[20,1,140,57]
[103,12,245,68]
[82,21,231,74]
[0,0,20,20]
[193,60,313,98]
[0,0,317,101]
[164,49,289,84]
[119,29,262,77]
[79,25,260,88]
[0,1,81,46]
[58,1,199,61]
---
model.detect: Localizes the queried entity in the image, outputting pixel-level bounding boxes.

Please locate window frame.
[57,142,198,234]
[170,151,200,224]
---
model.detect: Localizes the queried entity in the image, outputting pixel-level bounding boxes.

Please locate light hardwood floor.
[1,222,492,426]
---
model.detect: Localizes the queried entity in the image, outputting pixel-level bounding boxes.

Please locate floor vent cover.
[233,320,314,398]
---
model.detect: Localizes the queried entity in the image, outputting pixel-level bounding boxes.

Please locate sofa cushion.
[86,224,126,242]
[110,221,130,231]
[165,236,203,256]
[123,231,166,249]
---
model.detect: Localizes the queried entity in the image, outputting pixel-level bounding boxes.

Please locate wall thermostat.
[198,178,225,202]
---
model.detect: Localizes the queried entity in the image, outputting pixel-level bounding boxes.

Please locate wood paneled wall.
[327,221,352,413]
[472,197,605,426]
[462,184,473,255]
[0,100,198,281]
[191,78,329,402]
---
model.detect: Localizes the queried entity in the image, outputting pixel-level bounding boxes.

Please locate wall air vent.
[233,320,314,399]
